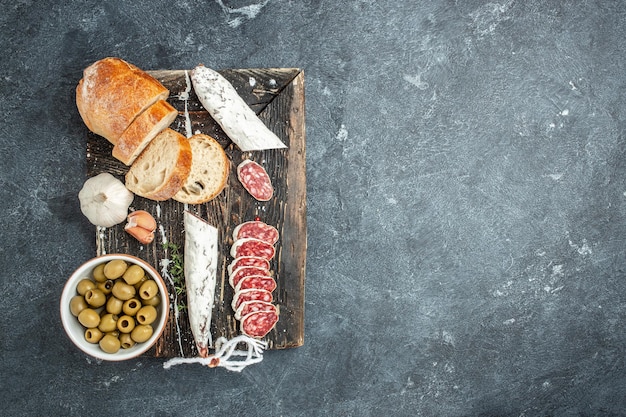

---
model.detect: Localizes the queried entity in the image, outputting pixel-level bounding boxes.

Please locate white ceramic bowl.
[60,254,169,361]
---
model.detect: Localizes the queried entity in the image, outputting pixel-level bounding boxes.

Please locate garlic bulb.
[79,173,134,227]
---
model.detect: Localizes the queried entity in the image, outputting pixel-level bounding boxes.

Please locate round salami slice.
[227,256,271,275]
[233,221,279,245]
[234,300,278,321]
[230,237,276,260]
[229,265,271,288]
[234,275,276,294]
[240,310,279,338]
[231,288,273,311]
[237,160,274,201]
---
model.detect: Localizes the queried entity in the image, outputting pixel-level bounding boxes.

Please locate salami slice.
[229,266,271,288]
[227,256,271,275]
[234,300,278,321]
[234,275,277,293]
[240,310,279,338]
[232,288,273,311]
[233,221,279,245]
[230,237,276,260]
[237,160,274,201]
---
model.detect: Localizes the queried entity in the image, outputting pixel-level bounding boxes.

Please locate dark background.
[2,1,626,415]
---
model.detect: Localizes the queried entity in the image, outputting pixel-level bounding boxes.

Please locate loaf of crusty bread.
[125,129,192,201]
[76,57,169,144]
[112,100,178,166]
[173,134,230,204]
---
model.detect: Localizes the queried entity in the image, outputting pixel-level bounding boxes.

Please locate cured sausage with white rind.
[237,160,274,201]
[183,211,218,357]
[190,65,287,152]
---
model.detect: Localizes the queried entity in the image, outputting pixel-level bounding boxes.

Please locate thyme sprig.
[163,242,187,311]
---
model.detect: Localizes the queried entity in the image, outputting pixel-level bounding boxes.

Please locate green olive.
[99,334,121,354]
[84,328,104,343]
[123,298,142,316]
[142,295,161,307]
[133,275,149,290]
[98,313,119,333]
[92,263,107,282]
[84,289,106,308]
[76,279,96,296]
[104,259,128,279]
[106,296,124,315]
[70,295,89,317]
[136,305,157,325]
[97,279,115,295]
[112,280,136,301]
[131,324,153,343]
[138,280,158,300]
[106,330,120,338]
[119,333,136,349]
[123,265,145,285]
[77,308,100,328]
[117,315,136,333]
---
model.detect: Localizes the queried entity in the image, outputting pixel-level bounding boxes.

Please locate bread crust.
[173,134,230,204]
[76,57,169,144]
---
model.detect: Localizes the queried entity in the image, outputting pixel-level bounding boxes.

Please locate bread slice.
[173,134,230,204]
[76,57,169,144]
[112,100,178,166]
[125,129,192,201]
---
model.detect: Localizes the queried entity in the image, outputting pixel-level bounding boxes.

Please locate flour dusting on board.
[160,258,185,355]
[180,70,193,138]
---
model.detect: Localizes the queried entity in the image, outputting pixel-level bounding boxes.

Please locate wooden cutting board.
[85,68,306,357]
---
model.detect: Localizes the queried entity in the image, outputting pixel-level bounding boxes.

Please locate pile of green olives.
[69,259,161,354]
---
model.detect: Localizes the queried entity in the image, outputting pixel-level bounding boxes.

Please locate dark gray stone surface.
[2,0,626,415]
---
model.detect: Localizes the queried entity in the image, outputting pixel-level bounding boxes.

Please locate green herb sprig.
[163,242,187,311]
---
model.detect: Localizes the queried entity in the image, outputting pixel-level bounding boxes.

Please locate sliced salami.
[227,256,271,275]
[230,237,276,260]
[232,288,273,311]
[234,275,277,294]
[233,221,279,245]
[229,266,271,288]
[234,300,278,321]
[237,160,274,201]
[240,310,279,338]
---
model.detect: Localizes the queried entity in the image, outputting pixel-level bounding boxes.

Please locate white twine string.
[181,70,193,138]
[163,335,267,372]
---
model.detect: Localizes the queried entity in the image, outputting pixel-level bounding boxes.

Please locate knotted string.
[163,335,267,372]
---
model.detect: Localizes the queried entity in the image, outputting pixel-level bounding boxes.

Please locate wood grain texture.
[85,68,306,357]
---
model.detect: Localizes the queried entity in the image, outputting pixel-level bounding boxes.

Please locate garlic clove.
[126,210,157,232]
[125,225,155,245]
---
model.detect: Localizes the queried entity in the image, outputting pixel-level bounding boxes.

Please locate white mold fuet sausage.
[184,211,218,358]
[191,65,287,152]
